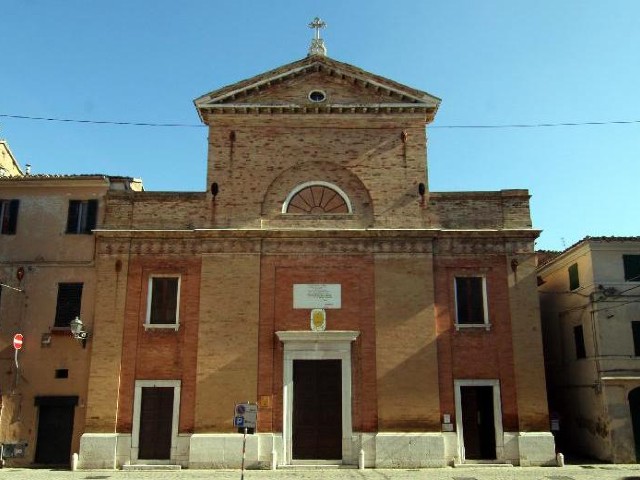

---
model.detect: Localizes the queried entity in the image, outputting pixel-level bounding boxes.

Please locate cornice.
[96,230,536,256]
[94,227,539,240]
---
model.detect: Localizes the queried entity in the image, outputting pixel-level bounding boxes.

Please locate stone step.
[280,464,357,470]
[122,464,182,471]
[453,462,514,468]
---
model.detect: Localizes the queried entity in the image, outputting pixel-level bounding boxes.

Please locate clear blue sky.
[1,0,638,251]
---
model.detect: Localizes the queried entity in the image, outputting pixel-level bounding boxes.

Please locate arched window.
[282,181,352,214]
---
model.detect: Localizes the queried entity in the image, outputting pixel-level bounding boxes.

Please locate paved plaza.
[1,465,640,480]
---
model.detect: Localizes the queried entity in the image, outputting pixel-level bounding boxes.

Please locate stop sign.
[13,334,23,350]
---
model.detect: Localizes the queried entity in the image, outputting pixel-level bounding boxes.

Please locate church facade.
[78,44,555,468]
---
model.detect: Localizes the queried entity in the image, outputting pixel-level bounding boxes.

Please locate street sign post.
[233,403,258,480]
[13,333,23,386]
[233,403,257,434]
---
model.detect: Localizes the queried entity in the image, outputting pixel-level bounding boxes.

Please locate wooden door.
[34,404,75,464]
[292,360,342,460]
[461,385,496,460]
[629,387,640,461]
[138,387,174,460]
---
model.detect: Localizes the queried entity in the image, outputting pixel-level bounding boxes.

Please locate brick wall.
[114,256,200,433]
[206,114,428,228]
[194,253,261,432]
[434,252,520,431]
[258,254,378,433]
[226,69,417,106]
[375,253,441,431]
[509,249,550,431]
[85,254,129,431]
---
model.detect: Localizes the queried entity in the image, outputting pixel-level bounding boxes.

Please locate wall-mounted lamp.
[418,183,426,204]
[211,182,219,201]
[70,316,90,348]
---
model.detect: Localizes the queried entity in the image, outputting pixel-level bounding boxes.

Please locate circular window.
[308,90,326,102]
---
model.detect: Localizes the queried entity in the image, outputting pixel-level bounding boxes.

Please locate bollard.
[556,452,565,467]
[271,445,277,470]
[71,453,79,471]
[359,448,365,470]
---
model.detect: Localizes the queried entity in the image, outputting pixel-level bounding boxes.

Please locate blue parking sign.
[234,415,244,427]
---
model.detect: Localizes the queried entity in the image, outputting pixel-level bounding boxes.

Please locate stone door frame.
[454,379,504,463]
[276,331,359,465]
[131,379,181,464]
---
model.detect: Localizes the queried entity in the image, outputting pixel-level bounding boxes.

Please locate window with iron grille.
[66,200,97,234]
[54,283,83,328]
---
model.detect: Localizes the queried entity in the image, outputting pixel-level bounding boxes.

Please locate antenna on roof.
[308,17,327,57]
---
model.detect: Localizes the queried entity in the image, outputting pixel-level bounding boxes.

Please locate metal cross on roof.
[308,17,327,56]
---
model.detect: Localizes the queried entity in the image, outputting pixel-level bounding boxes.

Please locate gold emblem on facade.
[310,308,326,331]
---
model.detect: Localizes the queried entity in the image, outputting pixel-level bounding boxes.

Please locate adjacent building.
[0,147,142,465]
[0,140,24,178]
[76,37,555,469]
[538,236,640,462]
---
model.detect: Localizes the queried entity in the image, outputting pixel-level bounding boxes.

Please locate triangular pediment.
[195,55,441,122]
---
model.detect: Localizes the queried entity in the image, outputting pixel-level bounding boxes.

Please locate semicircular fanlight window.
[286,184,350,214]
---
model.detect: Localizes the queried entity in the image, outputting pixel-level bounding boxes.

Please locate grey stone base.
[77,430,556,469]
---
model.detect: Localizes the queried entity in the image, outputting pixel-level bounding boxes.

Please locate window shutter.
[54,283,83,327]
[66,200,80,233]
[623,255,640,282]
[85,200,98,233]
[455,277,485,324]
[568,263,580,290]
[574,325,586,359]
[150,278,178,324]
[6,199,19,234]
[633,322,640,356]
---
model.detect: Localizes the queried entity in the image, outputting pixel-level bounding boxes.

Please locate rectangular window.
[146,276,180,329]
[0,199,19,234]
[633,322,640,357]
[574,324,586,359]
[454,276,488,326]
[66,199,98,234]
[568,263,580,291]
[623,255,640,282]
[54,283,83,328]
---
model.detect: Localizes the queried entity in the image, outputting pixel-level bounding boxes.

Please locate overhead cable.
[2,113,640,129]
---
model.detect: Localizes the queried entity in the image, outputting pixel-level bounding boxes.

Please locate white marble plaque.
[293,284,341,309]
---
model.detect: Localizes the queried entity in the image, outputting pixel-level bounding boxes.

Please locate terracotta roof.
[0,173,108,180]
[537,236,640,269]
[0,174,141,185]
[566,235,640,252]
[535,250,562,267]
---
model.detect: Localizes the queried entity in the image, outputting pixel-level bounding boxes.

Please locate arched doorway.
[628,387,640,461]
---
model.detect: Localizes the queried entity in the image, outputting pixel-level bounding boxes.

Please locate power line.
[1,112,640,129]
[0,113,203,128]
[431,120,640,129]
